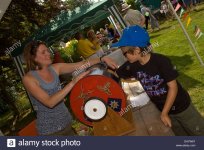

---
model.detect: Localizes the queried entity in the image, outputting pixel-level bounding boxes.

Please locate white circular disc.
[84,99,107,120]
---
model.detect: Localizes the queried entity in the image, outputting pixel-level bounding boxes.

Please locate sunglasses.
[122,47,135,57]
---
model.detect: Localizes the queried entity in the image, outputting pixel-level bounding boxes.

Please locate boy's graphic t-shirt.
[117,53,190,114]
[136,71,167,97]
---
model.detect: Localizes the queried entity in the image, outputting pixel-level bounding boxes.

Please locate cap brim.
[111,41,123,48]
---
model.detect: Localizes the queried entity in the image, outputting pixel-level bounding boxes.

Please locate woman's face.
[34,44,52,66]
[121,46,141,63]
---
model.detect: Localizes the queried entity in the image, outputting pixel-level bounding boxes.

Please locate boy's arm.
[160,79,178,127]
[53,57,118,75]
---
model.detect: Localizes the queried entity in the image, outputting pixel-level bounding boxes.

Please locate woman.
[87,29,104,57]
[23,40,117,135]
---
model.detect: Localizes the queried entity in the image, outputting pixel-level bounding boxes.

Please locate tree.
[0,0,90,56]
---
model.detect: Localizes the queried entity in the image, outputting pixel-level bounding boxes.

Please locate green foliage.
[0,0,90,56]
[59,40,81,62]
[126,0,137,9]
[0,98,9,114]
[72,120,93,136]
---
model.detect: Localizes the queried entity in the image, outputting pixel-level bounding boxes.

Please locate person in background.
[87,29,104,57]
[75,32,97,59]
[98,28,111,50]
[121,3,145,27]
[105,24,115,40]
[99,28,108,37]
[140,5,151,30]
[22,40,117,135]
[96,31,102,38]
[182,0,196,11]
[191,0,201,10]
[160,0,174,20]
[112,25,204,136]
[140,4,160,31]
[96,31,103,45]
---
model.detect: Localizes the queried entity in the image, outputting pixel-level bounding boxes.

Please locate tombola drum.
[70,75,127,126]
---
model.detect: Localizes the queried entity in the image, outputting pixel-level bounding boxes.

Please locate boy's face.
[121,46,141,63]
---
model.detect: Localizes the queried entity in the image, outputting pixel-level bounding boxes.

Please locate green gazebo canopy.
[11,0,113,57]
[141,0,161,10]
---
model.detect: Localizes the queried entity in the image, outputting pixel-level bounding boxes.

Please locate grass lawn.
[150,4,204,116]
[0,92,34,135]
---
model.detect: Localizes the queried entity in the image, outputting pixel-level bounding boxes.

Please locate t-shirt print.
[137,71,167,97]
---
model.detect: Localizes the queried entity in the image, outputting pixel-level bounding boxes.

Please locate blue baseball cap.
[111,25,150,48]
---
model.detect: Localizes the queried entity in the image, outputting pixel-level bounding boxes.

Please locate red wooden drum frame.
[83,97,107,121]
[70,75,127,126]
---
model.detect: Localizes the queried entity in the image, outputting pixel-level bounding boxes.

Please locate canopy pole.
[108,5,127,29]
[107,15,122,36]
[167,0,204,66]
[13,56,24,79]
[0,0,12,20]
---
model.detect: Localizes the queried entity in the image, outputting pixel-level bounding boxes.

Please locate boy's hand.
[160,113,172,127]
[101,56,118,70]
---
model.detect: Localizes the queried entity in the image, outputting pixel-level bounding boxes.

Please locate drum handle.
[85,62,107,71]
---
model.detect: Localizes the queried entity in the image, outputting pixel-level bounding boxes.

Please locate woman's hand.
[160,113,172,127]
[101,56,118,70]
[72,70,90,85]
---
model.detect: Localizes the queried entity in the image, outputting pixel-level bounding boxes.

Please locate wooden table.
[123,101,175,136]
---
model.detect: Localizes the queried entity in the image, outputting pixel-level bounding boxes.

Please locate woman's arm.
[23,71,90,108]
[160,80,178,127]
[53,57,118,75]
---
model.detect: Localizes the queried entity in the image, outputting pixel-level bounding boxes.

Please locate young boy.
[112,25,204,136]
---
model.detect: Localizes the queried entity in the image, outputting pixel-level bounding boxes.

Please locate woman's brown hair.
[23,40,46,72]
